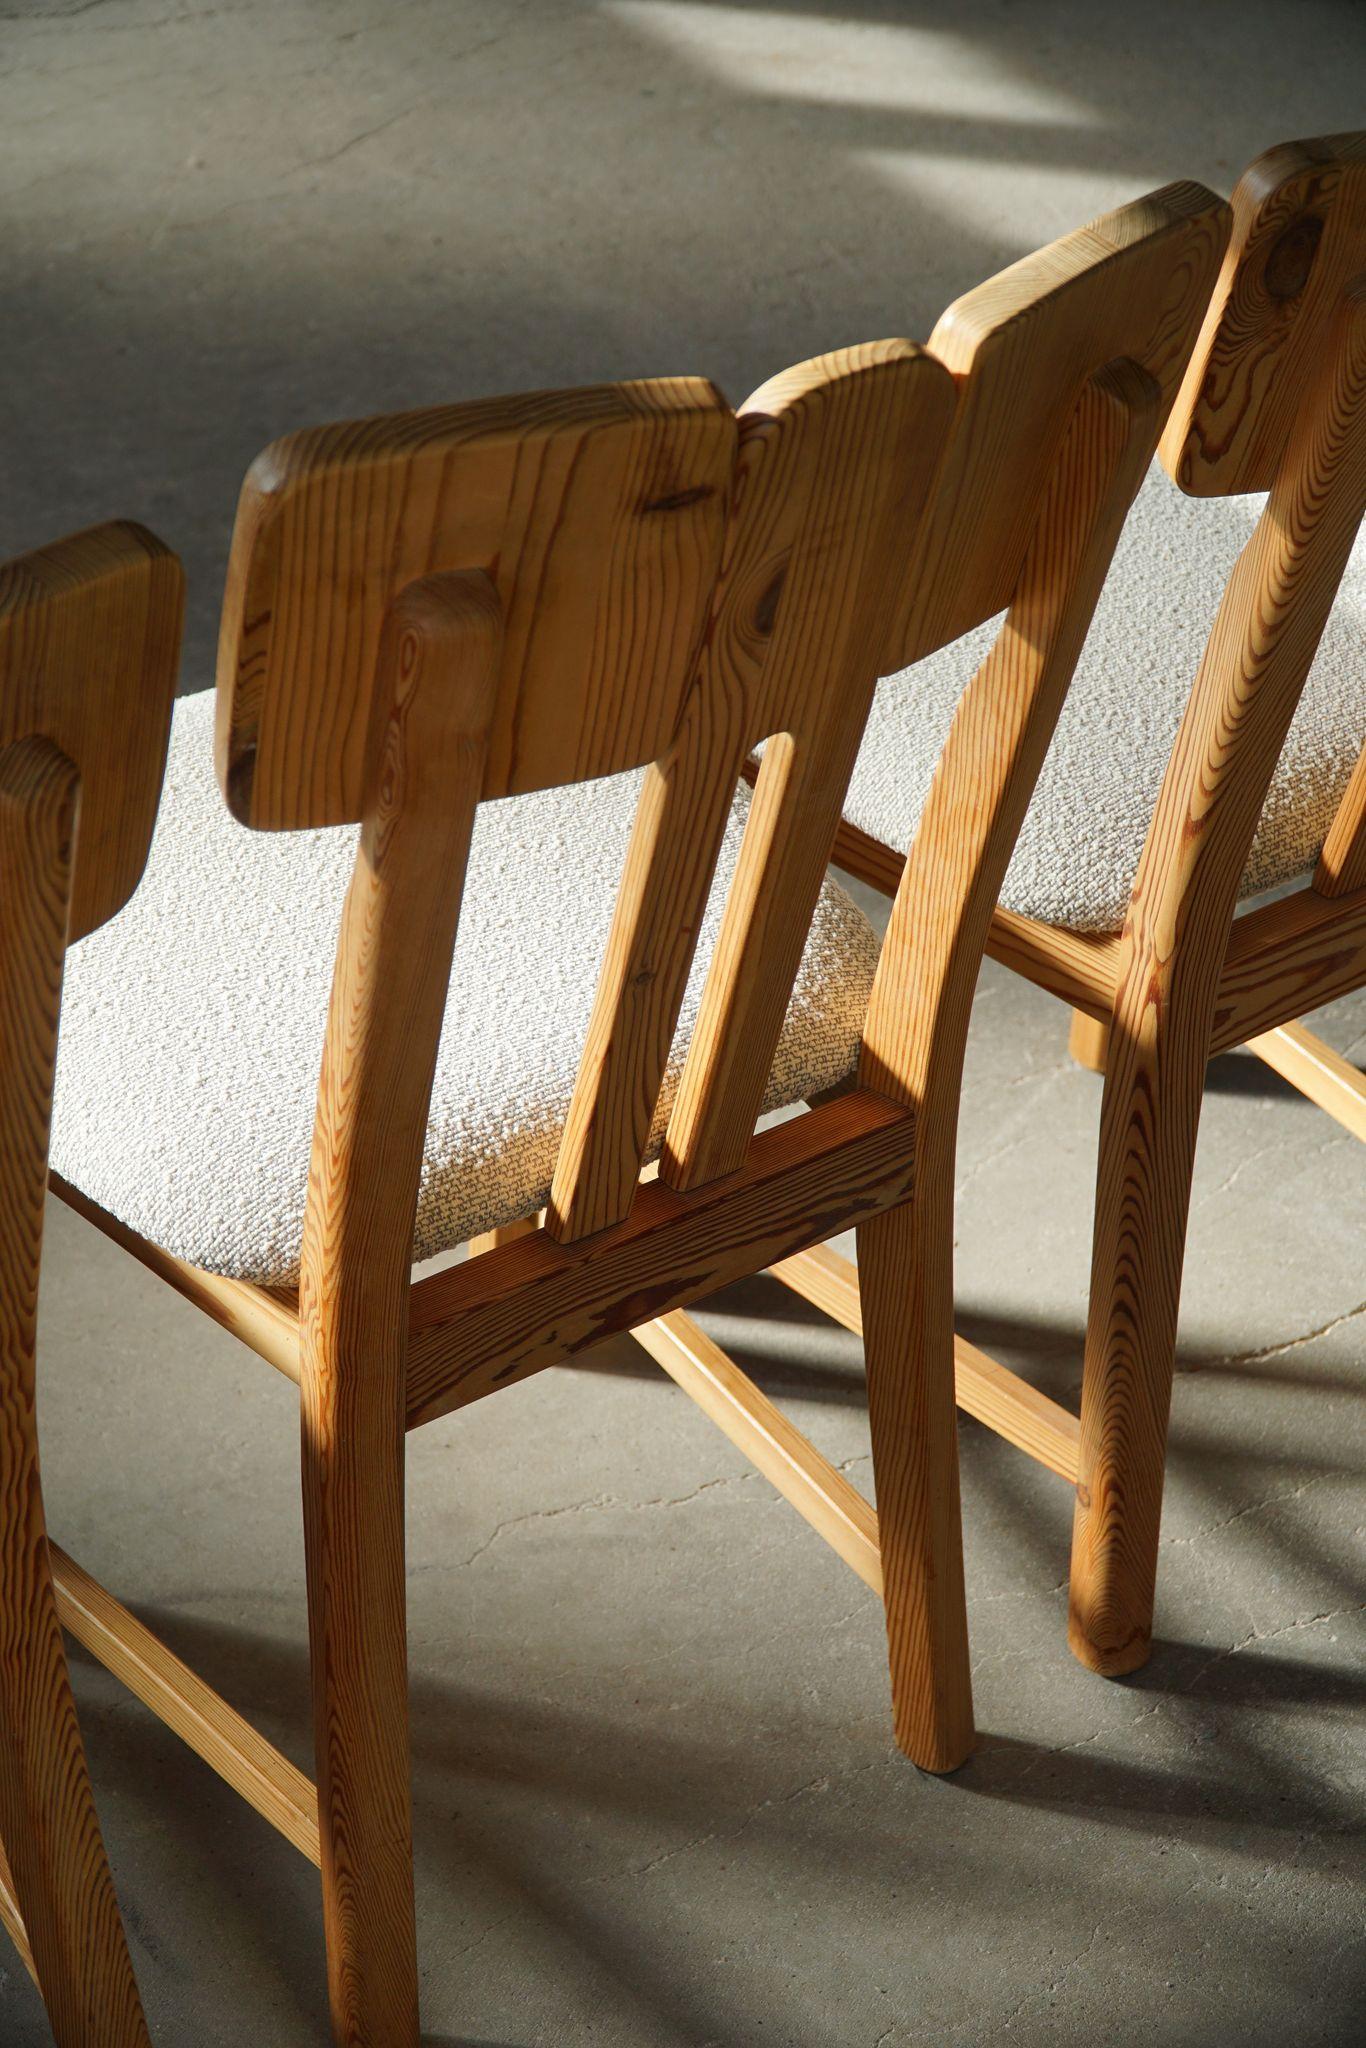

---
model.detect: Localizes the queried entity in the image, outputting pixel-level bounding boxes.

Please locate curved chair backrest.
[0,522,183,939]
[215,182,1229,1257]
[216,381,740,829]
[217,347,958,1248]
[0,522,181,2043]
[887,180,1229,668]
[1137,134,1366,907]
[1161,131,1366,495]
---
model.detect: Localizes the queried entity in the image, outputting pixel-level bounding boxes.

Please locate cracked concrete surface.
[2,1,1365,2042]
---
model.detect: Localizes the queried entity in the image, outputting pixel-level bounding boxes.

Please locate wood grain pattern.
[631,1309,882,1592]
[831,152,1366,1678]
[1162,133,1366,495]
[550,343,954,1235]
[1071,279,1366,1676]
[50,1545,320,1869]
[0,523,182,940]
[646,198,1222,1759]
[1209,882,1366,1050]
[658,345,955,1192]
[0,187,1230,2035]
[987,908,1121,1024]
[1313,737,1366,895]
[49,1169,301,1385]
[855,361,1161,1766]
[769,1244,1081,1483]
[880,882,1366,1066]
[406,1089,917,1430]
[0,737,149,2046]
[269,208,1219,1810]
[1246,1020,1366,1141]
[66,193,1239,1996]
[297,572,502,2046]
[218,382,734,828]
[887,181,1228,665]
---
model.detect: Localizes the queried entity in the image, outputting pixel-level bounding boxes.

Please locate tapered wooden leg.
[297,575,504,2045]
[0,739,149,2045]
[1068,1011,1205,1677]
[858,1196,974,1772]
[1068,1008,1110,1073]
[301,1347,419,2048]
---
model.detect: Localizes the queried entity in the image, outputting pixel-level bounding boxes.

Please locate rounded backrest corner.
[216,381,742,828]
[891,181,1231,664]
[1164,132,1366,497]
[0,521,185,939]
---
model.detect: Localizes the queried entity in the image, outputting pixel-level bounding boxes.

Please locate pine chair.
[40,176,1224,2046]
[817,133,1366,1679]
[0,524,182,2045]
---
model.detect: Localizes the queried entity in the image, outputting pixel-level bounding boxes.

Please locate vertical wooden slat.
[661,345,957,1193]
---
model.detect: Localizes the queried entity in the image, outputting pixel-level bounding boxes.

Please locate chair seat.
[844,460,1366,934]
[51,692,881,1286]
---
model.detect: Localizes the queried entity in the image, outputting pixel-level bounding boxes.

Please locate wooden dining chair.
[0,524,182,2045]
[38,173,1224,2047]
[819,132,1366,1681]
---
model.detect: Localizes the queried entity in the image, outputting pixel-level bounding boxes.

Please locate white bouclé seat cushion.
[50,691,881,1287]
[844,461,1366,934]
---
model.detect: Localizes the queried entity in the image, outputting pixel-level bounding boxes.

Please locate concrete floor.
[2,1,1365,2042]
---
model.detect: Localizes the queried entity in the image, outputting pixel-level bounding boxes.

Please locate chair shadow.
[424,2038,529,2047]
[94,1595,1364,1949]
[567,1275,1362,1607]
[567,1271,1365,1403]
[73,1606,782,2046]
[971,1633,1365,1841]
[66,1186,1365,2038]
[1202,1049,1341,1101]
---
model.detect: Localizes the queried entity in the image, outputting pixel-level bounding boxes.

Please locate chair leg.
[858,1196,974,1772]
[1068,1012,1205,1677]
[301,1351,419,2048]
[0,1492,148,2046]
[1067,1008,1110,1073]
[0,738,148,2046]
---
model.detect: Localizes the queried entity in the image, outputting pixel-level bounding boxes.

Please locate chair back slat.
[863,357,1163,1110]
[217,380,736,828]
[658,344,956,1195]
[1161,132,1366,496]
[551,341,956,1233]
[0,524,183,939]
[661,188,1226,1198]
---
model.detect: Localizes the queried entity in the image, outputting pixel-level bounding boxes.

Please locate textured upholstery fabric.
[51,691,881,1285]
[843,460,1366,934]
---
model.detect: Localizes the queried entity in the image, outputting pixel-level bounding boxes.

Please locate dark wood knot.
[642,484,714,514]
[1263,214,1323,302]
[753,566,787,638]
